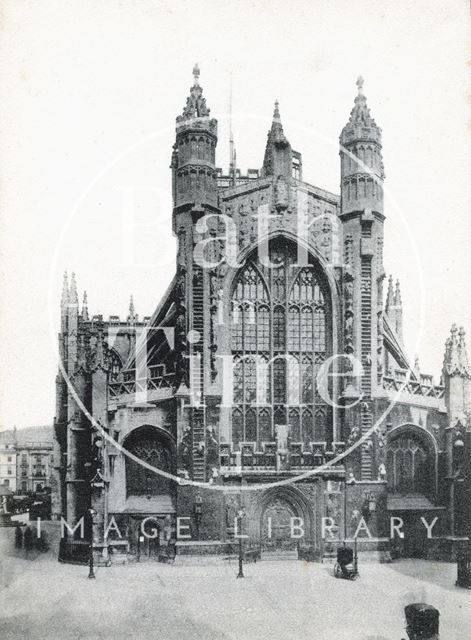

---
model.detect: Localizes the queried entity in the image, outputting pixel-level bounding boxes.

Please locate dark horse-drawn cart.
[333,539,359,580]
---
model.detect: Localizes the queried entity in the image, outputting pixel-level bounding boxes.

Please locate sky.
[0,0,469,429]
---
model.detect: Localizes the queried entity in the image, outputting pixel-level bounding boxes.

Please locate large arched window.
[231,239,331,445]
[386,429,435,498]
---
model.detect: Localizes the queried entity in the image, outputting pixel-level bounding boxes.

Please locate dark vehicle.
[403,603,439,639]
[333,542,359,580]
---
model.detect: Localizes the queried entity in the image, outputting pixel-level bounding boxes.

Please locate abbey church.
[52,67,471,562]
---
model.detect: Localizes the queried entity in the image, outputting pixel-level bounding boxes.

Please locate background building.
[52,68,471,562]
[15,426,53,493]
[0,426,53,494]
[0,431,17,492]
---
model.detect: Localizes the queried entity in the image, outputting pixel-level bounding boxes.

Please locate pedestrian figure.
[23,526,34,553]
[14,525,23,549]
[36,530,49,553]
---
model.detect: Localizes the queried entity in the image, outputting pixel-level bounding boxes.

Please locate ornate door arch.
[261,498,298,552]
[254,485,316,553]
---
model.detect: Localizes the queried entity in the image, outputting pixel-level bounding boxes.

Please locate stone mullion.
[299,305,305,440]
[269,264,274,436]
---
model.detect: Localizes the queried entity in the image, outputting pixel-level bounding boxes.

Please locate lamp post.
[343,474,356,540]
[451,463,471,589]
[236,508,246,579]
[194,493,203,540]
[87,508,97,579]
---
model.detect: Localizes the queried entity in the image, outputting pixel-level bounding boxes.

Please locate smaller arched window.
[109,350,123,382]
[123,426,174,499]
[387,429,435,498]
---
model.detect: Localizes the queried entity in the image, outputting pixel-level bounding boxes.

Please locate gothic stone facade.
[52,69,471,561]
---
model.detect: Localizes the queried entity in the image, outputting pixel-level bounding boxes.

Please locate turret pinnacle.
[262,101,291,178]
[273,99,281,122]
[127,295,138,324]
[458,326,470,377]
[394,279,403,341]
[193,63,200,86]
[444,324,463,376]
[81,291,89,321]
[385,275,394,315]
[339,77,385,216]
[178,63,210,122]
[342,76,380,134]
[61,272,69,308]
[443,324,471,420]
[385,275,403,342]
[413,355,420,378]
[356,75,364,94]
[394,280,402,308]
[172,64,218,216]
[269,100,288,144]
[69,272,78,306]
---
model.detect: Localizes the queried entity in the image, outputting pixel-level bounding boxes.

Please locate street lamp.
[87,508,97,579]
[194,493,203,540]
[236,508,246,579]
[451,464,471,589]
[343,474,356,540]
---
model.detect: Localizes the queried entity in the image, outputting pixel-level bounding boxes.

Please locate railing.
[383,374,444,399]
[58,538,90,565]
[220,441,346,472]
[109,367,175,398]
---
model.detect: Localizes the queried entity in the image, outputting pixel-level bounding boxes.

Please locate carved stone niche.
[275,175,289,211]
[344,270,354,355]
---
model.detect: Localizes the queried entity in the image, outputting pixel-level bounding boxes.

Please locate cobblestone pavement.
[0,555,470,640]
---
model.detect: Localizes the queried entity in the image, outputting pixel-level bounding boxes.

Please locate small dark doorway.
[390,511,435,559]
[127,516,161,561]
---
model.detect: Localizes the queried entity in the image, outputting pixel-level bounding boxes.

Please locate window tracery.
[230,240,331,445]
[386,433,434,496]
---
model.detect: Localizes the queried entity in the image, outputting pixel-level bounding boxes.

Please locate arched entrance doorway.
[119,425,176,560]
[254,486,316,558]
[124,425,175,502]
[261,497,297,553]
[386,424,441,558]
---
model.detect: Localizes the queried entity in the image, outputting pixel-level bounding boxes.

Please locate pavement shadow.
[384,559,459,594]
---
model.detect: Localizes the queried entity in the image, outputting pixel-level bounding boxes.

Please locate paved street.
[1,555,470,640]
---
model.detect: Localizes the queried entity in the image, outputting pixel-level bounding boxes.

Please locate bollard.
[404,603,439,640]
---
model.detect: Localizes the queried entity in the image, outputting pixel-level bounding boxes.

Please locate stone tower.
[442,325,471,536]
[339,77,386,480]
[171,66,220,483]
[171,63,218,221]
